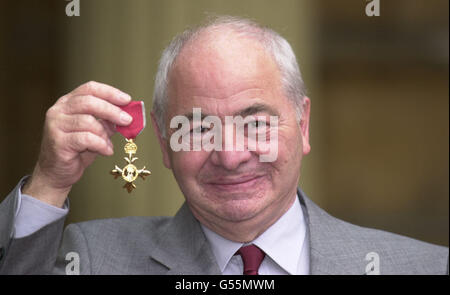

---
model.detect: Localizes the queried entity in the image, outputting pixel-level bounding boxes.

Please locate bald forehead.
[168,29,281,100]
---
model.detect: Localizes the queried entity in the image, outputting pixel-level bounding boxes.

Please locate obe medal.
[110,101,151,193]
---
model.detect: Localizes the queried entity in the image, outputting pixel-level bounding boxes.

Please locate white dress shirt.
[14,190,68,238]
[201,196,310,275]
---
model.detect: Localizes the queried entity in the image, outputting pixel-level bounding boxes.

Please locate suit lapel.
[148,203,221,275]
[298,188,365,275]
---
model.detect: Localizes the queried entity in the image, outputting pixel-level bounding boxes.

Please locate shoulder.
[337,214,447,258]
[341,219,448,274]
[68,215,171,239]
[302,195,448,274]
[64,215,172,251]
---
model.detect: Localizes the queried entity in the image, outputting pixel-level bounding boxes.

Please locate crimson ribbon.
[116,101,146,139]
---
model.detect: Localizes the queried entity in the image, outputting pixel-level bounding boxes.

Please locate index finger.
[70,81,131,106]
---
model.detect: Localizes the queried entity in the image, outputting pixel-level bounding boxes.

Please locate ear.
[300,97,311,155]
[151,111,172,169]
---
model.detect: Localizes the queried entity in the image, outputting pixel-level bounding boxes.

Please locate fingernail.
[120,111,133,123]
[120,93,131,102]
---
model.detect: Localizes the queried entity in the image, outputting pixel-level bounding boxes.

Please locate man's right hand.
[22,81,133,208]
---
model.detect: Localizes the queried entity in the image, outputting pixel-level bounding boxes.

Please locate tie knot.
[237,244,265,275]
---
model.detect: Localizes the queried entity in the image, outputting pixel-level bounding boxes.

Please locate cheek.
[171,151,209,183]
[273,125,303,169]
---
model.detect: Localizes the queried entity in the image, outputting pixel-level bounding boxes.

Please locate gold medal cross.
[110,139,151,193]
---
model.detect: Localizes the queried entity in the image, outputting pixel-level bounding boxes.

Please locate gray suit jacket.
[0,179,448,274]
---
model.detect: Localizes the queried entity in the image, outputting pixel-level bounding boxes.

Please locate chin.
[213,196,269,222]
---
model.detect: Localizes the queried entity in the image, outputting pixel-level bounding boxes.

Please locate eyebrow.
[233,103,280,118]
[183,103,280,121]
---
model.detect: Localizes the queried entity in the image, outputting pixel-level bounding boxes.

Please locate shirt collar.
[201,195,306,274]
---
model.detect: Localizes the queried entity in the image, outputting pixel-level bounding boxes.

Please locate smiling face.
[152,31,311,242]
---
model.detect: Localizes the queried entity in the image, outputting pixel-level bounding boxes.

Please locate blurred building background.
[0,0,448,246]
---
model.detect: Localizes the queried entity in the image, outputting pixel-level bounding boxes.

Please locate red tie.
[237,244,265,275]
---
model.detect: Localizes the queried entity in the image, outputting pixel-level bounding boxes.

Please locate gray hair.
[152,15,306,138]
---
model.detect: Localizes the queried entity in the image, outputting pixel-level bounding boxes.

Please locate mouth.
[204,175,266,192]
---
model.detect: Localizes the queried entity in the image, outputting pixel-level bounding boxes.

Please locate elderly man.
[0,16,447,275]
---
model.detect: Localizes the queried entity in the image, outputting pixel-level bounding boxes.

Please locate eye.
[191,126,210,134]
[248,120,267,129]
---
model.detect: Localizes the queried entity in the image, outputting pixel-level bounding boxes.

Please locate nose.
[210,149,252,171]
